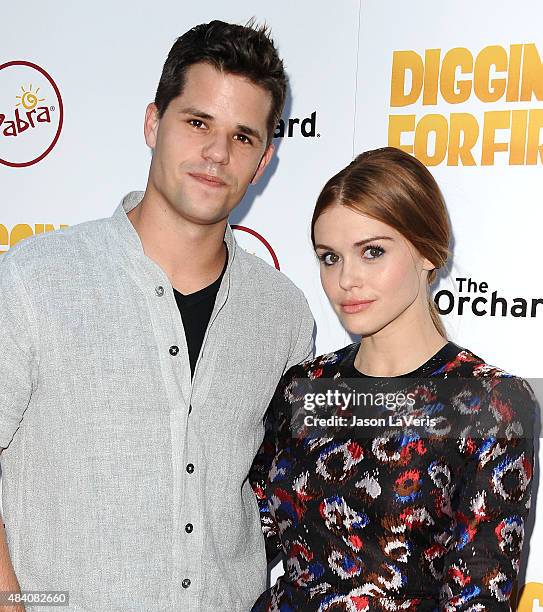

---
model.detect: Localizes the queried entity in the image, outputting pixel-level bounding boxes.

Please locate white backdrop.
[1,1,542,608]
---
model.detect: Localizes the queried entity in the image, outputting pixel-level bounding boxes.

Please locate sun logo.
[15,84,45,111]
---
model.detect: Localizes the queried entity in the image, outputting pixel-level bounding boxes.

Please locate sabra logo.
[3,84,51,136]
[0,60,63,167]
[274,111,319,138]
[231,225,280,270]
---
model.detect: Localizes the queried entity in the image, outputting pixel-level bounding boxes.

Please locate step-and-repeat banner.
[1,0,542,608]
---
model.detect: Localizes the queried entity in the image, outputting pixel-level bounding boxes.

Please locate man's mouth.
[188,172,228,188]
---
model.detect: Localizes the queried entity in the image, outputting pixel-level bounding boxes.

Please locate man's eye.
[317,252,340,266]
[235,134,252,145]
[188,119,205,128]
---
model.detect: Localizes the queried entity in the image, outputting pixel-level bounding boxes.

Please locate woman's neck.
[354,313,447,377]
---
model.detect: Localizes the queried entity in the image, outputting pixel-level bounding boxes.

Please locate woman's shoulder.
[445,343,531,384]
[273,344,359,408]
[288,341,517,379]
[441,344,539,425]
[285,342,359,380]
[283,340,536,394]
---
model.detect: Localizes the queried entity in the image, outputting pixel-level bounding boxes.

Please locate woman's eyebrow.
[315,236,394,250]
[353,236,394,246]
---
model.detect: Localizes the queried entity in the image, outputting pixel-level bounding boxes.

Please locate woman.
[250,147,537,611]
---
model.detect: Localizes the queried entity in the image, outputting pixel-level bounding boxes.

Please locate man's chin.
[171,202,230,226]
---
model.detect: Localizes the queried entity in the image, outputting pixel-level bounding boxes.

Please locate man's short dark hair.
[155,19,287,146]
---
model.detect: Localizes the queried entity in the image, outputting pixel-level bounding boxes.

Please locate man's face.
[144,62,274,225]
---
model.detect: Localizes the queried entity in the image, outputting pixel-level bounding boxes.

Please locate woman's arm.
[439,375,538,611]
[249,397,283,566]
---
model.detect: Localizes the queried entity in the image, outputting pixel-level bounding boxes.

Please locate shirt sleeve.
[0,254,38,449]
[439,375,538,611]
[284,289,315,373]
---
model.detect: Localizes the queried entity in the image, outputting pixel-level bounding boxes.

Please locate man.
[0,20,314,611]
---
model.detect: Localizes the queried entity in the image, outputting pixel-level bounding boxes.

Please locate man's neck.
[127,191,228,294]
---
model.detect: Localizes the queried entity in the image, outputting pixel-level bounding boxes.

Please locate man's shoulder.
[233,245,305,301]
[1,216,111,271]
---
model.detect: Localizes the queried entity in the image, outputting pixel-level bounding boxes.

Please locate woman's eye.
[318,252,340,266]
[363,245,385,260]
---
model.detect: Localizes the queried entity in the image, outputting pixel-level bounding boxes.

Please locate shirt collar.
[110,190,238,270]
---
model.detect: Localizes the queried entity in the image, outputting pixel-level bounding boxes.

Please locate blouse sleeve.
[439,375,539,611]
[249,370,294,565]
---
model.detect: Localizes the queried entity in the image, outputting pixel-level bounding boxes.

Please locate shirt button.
[169,345,179,356]
[186,463,194,474]
[182,578,191,589]
[155,286,164,297]
[185,523,193,533]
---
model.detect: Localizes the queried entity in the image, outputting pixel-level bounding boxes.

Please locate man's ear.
[251,143,275,185]
[144,103,160,149]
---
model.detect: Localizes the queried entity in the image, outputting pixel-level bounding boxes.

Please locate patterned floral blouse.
[249,341,537,611]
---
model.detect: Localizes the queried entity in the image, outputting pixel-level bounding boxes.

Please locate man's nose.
[202,132,230,165]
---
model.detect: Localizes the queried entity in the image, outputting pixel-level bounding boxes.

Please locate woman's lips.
[340,300,375,314]
[188,173,227,188]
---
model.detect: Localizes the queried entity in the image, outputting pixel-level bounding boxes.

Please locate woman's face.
[313,203,435,336]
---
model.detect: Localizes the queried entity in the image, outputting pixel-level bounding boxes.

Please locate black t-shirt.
[173,244,228,377]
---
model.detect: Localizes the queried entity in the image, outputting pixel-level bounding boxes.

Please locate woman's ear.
[422,256,436,272]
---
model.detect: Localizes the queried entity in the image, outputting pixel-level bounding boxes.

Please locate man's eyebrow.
[178,106,214,120]
[315,236,394,250]
[236,124,263,144]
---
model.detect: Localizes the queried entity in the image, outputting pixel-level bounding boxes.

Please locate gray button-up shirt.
[0,191,314,611]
